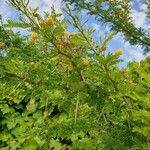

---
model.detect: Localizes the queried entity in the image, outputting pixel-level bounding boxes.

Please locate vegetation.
[64,0,150,53]
[0,0,150,149]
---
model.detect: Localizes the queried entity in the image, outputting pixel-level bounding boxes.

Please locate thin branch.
[97,106,105,122]
[65,6,98,55]
[3,71,41,85]
[74,92,80,127]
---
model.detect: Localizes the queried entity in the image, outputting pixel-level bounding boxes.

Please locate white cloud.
[92,23,100,31]
[29,0,62,16]
[127,49,145,62]
[130,9,148,29]
[0,0,63,20]
[140,4,148,11]
[130,1,149,29]
[91,23,112,38]
[0,1,17,21]
[123,42,145,62]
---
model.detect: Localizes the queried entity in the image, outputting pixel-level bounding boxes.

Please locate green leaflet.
[4,20,30,29]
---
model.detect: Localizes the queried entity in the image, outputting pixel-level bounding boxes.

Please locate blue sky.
[0,0,149,67]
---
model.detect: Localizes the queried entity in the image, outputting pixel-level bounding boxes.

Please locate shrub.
[0,1,150,149]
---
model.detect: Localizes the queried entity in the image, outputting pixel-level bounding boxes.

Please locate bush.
[0,1,150,149]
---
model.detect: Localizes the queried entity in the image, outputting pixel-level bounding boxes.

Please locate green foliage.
[127,57,150,138]
[4,20,30,29]
[64,0,150,52]
[0,0,150,149]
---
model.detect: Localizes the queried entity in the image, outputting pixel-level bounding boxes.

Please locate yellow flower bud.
[31,32,38,40]
[82,59,90,66]
[47,17,54,26]
[114,49,123,57]
[63,31,70,36]
[39,20,46,28]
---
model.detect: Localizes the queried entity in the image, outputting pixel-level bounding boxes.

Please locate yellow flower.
[63,31,70,36]
[82,59,90,66]
[114,49,123,57]
[39,20,46,28]
[128,80,133,85]
[0,42,6,49]
[47,17,54,26]
[31,32,38,40]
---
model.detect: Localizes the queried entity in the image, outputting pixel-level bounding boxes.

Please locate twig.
[74,92,80,126]
[97,106,105,122]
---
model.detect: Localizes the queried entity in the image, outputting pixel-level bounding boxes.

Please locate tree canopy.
[64,0,150,53]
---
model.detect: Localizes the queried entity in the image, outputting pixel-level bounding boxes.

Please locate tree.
[0,0,150,149]
[64,0,150,53]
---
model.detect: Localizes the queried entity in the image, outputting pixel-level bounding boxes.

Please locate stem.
[97,106,105,122]
[65,7,98,55]
[103,64,118,91]
[74,92,80,125]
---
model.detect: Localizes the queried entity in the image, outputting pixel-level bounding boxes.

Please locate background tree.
[64,0,150,53]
